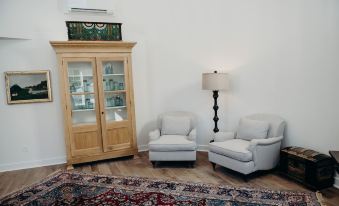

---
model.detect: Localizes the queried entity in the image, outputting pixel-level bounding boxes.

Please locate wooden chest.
[279,147,335,190]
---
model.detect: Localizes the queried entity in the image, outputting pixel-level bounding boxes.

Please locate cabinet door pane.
[105,92,127,121]
[67,62,97,125]
[101,61,127,122]
[70,94,96,124]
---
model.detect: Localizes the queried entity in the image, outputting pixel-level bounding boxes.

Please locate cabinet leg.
[127,155,134,159]
[66,165,74,170]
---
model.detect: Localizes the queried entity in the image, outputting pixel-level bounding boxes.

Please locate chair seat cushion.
[209,139,253,162]
[149,135,197,152]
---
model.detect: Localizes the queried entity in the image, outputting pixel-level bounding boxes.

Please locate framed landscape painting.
[5,70,52,104]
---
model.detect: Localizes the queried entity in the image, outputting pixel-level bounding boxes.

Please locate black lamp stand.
[212,90,219,133]
[212,70,220,133]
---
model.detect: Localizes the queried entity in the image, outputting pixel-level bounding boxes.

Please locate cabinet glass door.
[97,57,132,152]
[68,62,97,124]
[64,58,103,156]
[101,60,128,121]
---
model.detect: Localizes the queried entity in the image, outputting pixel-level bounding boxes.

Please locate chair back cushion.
[245,113,286,138]
[158,111,196,136]
[236,118,269,140]
[161,116,191,136]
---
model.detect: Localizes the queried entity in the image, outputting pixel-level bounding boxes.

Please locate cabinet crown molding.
[50,41,137,53]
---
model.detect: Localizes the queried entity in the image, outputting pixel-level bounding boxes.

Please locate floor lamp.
[202,71,229,133]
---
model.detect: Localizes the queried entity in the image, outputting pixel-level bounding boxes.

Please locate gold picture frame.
[5,70,52,104]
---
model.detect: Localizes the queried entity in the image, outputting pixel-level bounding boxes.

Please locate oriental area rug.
[0,170,322,206]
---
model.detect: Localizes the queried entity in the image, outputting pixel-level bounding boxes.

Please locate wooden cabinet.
[50,41,137,168]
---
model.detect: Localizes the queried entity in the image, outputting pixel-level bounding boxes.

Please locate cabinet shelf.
[72,106,126,112]
[106,106,126,109]
[69,75,93,78]
[103,74,124,76]
[72,108,95,112]
[70,92,95,95]
[104,90,126,93]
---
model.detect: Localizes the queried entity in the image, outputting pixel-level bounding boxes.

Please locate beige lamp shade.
[202,72,229,91]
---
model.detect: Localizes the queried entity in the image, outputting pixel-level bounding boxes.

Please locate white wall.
[0,0,339,179]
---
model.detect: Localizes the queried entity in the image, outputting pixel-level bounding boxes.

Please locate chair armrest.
[187,129,197,141]
[213,131,235,142]
[149,129,161,141]
[247,136,283,170]
[248,136,283,148]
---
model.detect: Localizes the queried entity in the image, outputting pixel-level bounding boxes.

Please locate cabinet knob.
[101,112,104,115]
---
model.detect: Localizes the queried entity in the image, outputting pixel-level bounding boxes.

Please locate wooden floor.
[0,152,338,205]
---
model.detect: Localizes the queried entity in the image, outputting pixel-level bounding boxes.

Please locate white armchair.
[208,114,286,177]
[148,111,197,167]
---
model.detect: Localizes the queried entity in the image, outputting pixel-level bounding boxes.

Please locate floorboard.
[0,152,338,205]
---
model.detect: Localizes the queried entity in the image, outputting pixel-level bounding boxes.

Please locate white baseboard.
[0,156,66,172]
[334,174,339,189]
[197,145,209,152]
[138,145,149,152]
